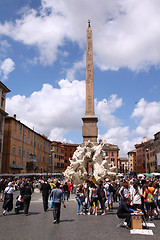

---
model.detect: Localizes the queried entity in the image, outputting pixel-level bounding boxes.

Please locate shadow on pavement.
[60,219,75,223]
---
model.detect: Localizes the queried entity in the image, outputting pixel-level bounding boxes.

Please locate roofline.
[0,81,11,93]
[5,116,52,143]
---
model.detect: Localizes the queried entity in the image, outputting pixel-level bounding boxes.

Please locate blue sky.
[0,0,160,156]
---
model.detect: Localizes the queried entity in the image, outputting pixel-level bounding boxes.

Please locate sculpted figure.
[64,140,117,184]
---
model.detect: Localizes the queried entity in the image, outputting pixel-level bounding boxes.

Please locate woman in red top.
[143,184,149,219]
[68,182,71,200]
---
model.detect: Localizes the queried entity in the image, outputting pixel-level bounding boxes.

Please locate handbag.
[49,196,53,208]
[79,195,85,202]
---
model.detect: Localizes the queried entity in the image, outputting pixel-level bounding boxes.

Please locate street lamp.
[49,149,54,177]
[146,148,150,174]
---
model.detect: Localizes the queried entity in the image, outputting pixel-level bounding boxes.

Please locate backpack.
[147,192,154,203]
[92,189,98,199]
[99,188,105,198]
[108,184,114,193]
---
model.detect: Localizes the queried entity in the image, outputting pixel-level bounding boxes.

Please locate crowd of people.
[0,175,160,226]
[0,177,72,223]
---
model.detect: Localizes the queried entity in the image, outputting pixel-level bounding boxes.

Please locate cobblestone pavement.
[0,191,160,240]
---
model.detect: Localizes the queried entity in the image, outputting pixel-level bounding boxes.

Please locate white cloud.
[0,40,11,58]
[6,79,85,140]
[96,95,122,127]
[6,78,125,144]
[132,98,160,137]
[100,126,144,157]
[66,55,85,81]
[0,58,15,80]
[0,0,160,70]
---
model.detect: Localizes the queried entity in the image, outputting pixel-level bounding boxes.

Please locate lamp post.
[146,148,150,174]
[49,149,54,178]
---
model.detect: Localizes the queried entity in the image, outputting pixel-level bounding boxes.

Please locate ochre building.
[2,115,52,174]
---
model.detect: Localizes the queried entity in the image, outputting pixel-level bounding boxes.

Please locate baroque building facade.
[128,150,136,173]
[102,143,119,168]
[154,131,160,172]
[2,115,52,174]
[0,82,10,173]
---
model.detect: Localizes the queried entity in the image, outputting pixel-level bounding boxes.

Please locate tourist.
[147,182,155,220]
[2,182,15,215]
[50,182,66,224]
[67,182,71,200]
[119,182,130,205]
[63,181,69,201]
[105,179,114,209]
[132,183,142,210]
[88,183,98,215]
[76,184,85,215]
[20,182,32,216]
[0,178,5,201]
[40,179,51,212]
[97,181,107,215]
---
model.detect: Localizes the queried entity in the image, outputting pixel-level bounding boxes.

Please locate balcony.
[10,163,23,170]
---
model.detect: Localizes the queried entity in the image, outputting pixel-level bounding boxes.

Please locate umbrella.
[145,173,154,177]
[151,172,160,176]
[137,174,145,178]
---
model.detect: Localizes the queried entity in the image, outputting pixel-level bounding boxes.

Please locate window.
[14,130,16,138]
[20,124,23,131]
[23,149,25,157]
[13,145,16,155]
[18,147,21,156]
[19,133,22,140]
[1,97,4,107]
[111,152,114,157]
[27,150,29,158]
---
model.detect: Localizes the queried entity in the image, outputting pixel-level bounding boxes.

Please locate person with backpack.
[105,179,114,209]
[147,182,155,220]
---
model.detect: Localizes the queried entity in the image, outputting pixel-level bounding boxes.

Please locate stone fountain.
[64,140,117,184]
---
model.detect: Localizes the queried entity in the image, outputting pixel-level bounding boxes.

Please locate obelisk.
[82,20,98,142]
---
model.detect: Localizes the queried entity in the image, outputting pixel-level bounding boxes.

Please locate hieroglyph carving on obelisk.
[82,20,98,143]
[85,21,95,117]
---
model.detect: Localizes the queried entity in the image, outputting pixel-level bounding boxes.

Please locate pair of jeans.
[53,202,61,222]
[76,198,83,213]
[99,197,106,210]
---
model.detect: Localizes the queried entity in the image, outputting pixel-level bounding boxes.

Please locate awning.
[10,163,23,170]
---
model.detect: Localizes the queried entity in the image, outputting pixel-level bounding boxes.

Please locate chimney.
[13,114,16,119]
[143,136,147,143]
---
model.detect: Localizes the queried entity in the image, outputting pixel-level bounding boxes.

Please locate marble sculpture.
[64,140,117,184]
